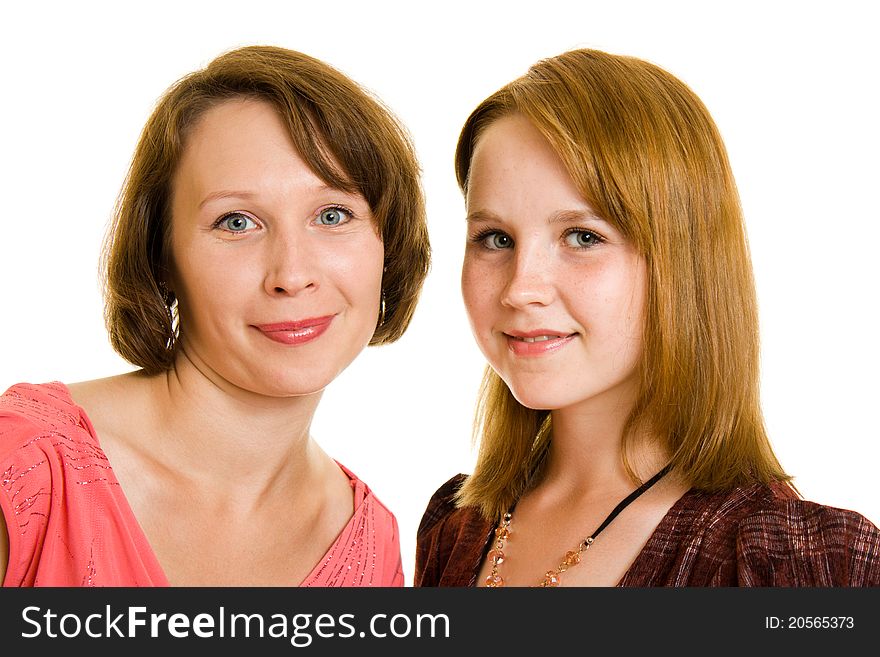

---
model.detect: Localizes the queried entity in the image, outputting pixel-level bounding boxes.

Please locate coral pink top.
[0,381,404,587]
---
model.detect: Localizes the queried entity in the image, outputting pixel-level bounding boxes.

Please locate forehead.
[175,99,313,190]
[169,98,374,222]
[467,114,584,212]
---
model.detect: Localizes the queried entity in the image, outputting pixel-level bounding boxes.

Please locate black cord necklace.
[485,463,673,587]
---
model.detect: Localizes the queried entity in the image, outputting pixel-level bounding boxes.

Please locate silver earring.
[379,290,386,328]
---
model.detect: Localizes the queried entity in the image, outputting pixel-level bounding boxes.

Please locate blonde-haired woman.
[415,48,879,587]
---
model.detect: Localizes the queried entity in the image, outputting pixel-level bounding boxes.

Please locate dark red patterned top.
[415,474,880,587]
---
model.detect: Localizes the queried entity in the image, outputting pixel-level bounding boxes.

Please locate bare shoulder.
[66,371,148,410]
[66,372,152,436]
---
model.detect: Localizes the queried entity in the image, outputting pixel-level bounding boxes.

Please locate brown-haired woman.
[415,48,879,587]
[0,45,429,586]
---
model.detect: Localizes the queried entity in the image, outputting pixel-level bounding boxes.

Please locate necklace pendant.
[564,550,581,566]
[485,574,504,587]
[541,571,561,587]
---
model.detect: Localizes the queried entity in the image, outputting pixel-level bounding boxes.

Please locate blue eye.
[490,233,512,249]
[564,230,602,248]
[217,212,257,233]
[475,231,512,250]
[317,207,352,226]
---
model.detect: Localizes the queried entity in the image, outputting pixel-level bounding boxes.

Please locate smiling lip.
[505,329,577,356]
[254,315,335,346]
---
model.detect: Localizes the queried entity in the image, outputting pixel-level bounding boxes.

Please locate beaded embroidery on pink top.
[0,381,404,587]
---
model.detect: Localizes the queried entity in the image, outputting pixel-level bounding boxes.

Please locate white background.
[2,0,877,585]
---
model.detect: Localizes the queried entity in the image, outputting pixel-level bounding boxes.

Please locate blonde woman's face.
[461,114,646,414]
[168,98,384,397]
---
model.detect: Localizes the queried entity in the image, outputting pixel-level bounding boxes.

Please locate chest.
[141,505,343,586]
[475,516,656,587]
[103,441,355,586]
[472,481,691,588]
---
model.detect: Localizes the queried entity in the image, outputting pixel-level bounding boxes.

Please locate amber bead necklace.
[485,463,672,587]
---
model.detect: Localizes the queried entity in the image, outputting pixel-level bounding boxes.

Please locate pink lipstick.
[254,315,335,346]
[505,329,576,357]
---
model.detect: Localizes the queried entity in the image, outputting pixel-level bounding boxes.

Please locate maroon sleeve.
[735,499,880,586]
[414,474,495,587]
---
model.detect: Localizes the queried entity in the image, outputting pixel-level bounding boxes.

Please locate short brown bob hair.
[454,49,791,520]
[103,45,431,374]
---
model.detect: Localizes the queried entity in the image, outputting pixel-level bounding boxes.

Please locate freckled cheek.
[461,263,502,339]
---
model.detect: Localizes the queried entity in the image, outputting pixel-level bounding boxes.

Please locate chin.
[236,367,338,398]
[502,378,577,411]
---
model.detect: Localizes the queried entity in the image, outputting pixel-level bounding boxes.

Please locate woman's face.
[169,98,384,397]
[461,114,646,414]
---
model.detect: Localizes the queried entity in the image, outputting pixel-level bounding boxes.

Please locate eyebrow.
[549,209,604,224]
[197,185,367,211]
[465,208,604,224]
[465,209,500,224]
[198,190,258,210]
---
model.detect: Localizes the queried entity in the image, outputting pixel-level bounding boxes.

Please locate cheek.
[623,291,645,339]
[619,262,647,338]
[175,249,244,303]
[328,234,381,273]
[169,252,202,307]
[331,235,384,306]
[575,257,646,333]
[173,259,235,335]
[461,258,496,326]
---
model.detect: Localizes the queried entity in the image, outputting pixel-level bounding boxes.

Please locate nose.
[500,243,555,309]
[263,230,319,297]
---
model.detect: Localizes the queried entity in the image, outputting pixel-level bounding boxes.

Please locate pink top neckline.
[59,382,368,587]
[1,381,402,587]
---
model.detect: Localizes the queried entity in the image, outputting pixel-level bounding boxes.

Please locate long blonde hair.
[454,49,792,520]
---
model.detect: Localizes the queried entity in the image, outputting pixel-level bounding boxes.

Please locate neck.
[543,392,667,497]
[139,351,326,499]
